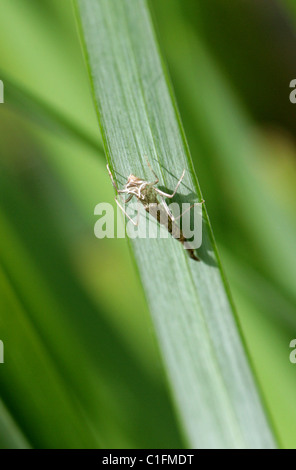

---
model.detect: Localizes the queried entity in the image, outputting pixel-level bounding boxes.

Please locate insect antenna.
[144,156,159,184]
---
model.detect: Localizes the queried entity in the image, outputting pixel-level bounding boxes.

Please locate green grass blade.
[151,1,296,307]
[0,69,103,154]
[74,0,277,448]
[0,400,31,449]
[0,157,182,448]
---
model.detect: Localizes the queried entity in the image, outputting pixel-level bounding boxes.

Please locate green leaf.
[75,0,277,448]
[151,0,296,309]
[0,158,182,448]
[150,1,296,447]
[0,400,31,449]
[0,69,103,154]
[282,0,296,27]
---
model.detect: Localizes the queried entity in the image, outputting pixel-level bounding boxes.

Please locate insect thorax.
[141,185,159,206]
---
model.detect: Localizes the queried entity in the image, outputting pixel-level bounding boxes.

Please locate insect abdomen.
[146,205,199,261]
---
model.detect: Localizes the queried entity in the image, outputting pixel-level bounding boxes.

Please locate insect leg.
[124,194,134,203]
[173,200,205,221]
[161,199,203,222]
[160,198,175,221]
[115,197,139,226]
[154,169,185,198]
[107,164,126,194]
[161,197,204,222]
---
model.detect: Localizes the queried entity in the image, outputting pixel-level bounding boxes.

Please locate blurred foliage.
[0,0,295,448]
[151,0,296,448]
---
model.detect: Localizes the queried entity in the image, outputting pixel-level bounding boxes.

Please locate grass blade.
[74,0,277,448]
[0,69,103,154]
[0,400,31,449]
[0,155,182,448]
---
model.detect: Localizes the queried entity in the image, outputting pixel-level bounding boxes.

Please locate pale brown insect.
[107,160,203,261]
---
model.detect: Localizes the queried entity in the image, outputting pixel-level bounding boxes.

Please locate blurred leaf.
[151,0,296,447]
[0,148,182,448]
[0,69,103,154]
[179,0,296,136]
[0,246,99,448]
[0,399,31,449]
[75,0,277,448]
[282,0,296,27]
[151,0,296,318]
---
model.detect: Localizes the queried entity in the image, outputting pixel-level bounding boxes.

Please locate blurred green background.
[0,0,295,448]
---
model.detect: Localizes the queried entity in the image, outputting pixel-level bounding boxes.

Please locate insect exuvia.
[107,159,203,261]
